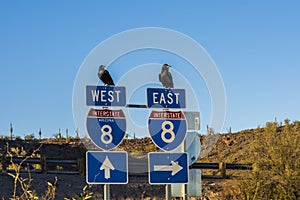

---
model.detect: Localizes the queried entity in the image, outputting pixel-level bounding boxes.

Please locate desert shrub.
[55,165,63,171]
[6,143,92,199]
[240,120,300,199]
[9,146,27,157]
[24,133,35,140]
[15,136,22,140]
[64,185,93,200]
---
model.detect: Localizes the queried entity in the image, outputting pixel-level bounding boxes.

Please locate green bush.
[241,120,300,199]
[24,133,35,140]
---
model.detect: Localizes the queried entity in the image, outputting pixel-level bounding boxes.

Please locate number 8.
[101,125,113,145]
[161,121,175,143]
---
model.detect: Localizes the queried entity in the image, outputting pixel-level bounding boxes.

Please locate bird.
[159,64,174,88]
[98,65,115,86]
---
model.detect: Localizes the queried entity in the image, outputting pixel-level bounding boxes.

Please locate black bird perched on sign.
[98,65,115,86]
[159,64,174,89]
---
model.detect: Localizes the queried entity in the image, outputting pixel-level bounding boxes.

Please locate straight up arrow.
[100,156,115,179]
[154,161,183,176]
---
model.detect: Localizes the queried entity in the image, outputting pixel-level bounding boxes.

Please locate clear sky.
[0,1,300,138]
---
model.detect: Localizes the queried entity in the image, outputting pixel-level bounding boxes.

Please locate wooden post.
[40,156,47,174]
[1,153,7,174]
[219,162,226,178]
[77,158,84,176]
[66,128,69,143]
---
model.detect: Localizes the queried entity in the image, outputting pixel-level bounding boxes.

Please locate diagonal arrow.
[154,161,183,176]
[100,156,115,179]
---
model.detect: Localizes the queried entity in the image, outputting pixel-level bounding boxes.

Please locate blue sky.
[0,1,300,138]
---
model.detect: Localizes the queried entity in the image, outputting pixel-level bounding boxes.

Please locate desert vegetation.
[1,120,299,199]
[239,120,300,199]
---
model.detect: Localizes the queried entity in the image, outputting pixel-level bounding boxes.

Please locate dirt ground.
[0,173,166,200]
[0,135,249,199]
[1,172,234,200]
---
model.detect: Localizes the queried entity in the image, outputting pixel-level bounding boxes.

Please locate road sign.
[185,132,201,166]
[86,151,128,184]
[172,169,202,198]
[86,108,126,150]
[147,88,186,108]
[148,152,188,184]
[148,110,187,151]
[86,85,126,107]
[184,111,200,130]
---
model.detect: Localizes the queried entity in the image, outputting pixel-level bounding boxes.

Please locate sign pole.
[165,185,171,200]
[104,184,110,200]
[180,142,187,200]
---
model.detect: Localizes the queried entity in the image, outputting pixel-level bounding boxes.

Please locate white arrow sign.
[100,156,115,179]
[154,161,183,176]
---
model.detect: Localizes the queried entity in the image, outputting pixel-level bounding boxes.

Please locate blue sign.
[148,152,188,184]
[86,151,128,184]
[147,88,186,108]
[86,85,126,107]
[148,110,187,151]
[86,108,126,150]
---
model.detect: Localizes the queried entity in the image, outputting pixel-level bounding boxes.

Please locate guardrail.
[1,154,84,175]
[190,162,252,170]
[190,162,253,178]
[1,154,252,179]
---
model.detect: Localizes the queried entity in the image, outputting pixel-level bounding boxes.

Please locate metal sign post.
[104,184,110,200]
[171,142,187,199]
[165,185,171,200]
[147,87,188,200]
[85,86,128,200]
[84,85,197,199]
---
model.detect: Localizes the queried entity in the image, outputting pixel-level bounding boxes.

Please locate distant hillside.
[200,121,300,164]
[1,122,299,162]
[1,120,299,199]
